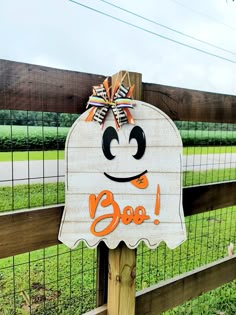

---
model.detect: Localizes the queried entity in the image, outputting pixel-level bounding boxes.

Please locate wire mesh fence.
[0,207,235,314]
[0,111,235,313]
[0,244,97,314]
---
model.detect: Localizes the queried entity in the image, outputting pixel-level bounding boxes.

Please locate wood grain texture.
[1,59,236,123]
[135,254,236,315]
[183,181,236,216]
[0,181,234,259]
[0,205,63,259]
[67,147,182,173]
[66,118,182,149]
[84,255,236,315]
[83,304,107,315]
[107,243,136,315]
[59,101,186,250]
[143,82,236,123]
[0,59,106,113]
[112,71,142,100]
[98,71,142,312]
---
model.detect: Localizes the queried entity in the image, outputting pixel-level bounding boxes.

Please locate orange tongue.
[131,174,148,189]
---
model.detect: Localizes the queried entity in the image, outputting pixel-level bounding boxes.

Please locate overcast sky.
[0,0,236,95]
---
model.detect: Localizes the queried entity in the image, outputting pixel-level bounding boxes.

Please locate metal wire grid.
[136,205,236,314]
[179,121,236,187]
[0,206,235,314]
[136,206,236,287]
[0,110,79,211]
[0,115,235,212]
[0,112,235,314]
[0,244,97,314]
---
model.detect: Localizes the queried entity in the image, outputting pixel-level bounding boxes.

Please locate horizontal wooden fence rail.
[0,59,106,114]
[0,181,235,259]
[183,181,236,216]
[84,254,236,315]
[0,59,235,122]
[142,83,236,123]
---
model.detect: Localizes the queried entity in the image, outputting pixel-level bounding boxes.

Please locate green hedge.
[180,130,236,146]
[1,126,236,152]
[0,126,69,151]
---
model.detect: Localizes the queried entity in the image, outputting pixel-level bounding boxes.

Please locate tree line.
[0,110,79,127]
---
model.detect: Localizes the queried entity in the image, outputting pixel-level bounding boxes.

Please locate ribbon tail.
[127,84,135,98]
[123,108,135,124]
[114,116,120,130]
[85,107,97,122]
[103,78,111,101]
[111,80,120,100]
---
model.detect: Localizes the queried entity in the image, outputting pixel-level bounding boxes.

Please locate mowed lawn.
[0,173,235,314]
[0,174,235,314]
[0,167,235,213]
[0,150,65,161]
[0,146,236,162]
[0,198,235,314]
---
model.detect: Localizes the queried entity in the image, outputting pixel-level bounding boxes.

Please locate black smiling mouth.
[104,170,148,182]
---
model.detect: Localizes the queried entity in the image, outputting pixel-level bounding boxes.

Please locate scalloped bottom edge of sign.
[58,236,187,250]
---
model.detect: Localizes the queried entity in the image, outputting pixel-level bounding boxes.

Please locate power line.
[99,0,236,56]
[168,0,236,31]
[68,0,236,65]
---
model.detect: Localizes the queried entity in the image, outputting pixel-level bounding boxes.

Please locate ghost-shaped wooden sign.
[59,80,186,249]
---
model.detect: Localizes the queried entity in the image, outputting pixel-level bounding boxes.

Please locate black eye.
[102,127,119,160]
[129,126,146,159]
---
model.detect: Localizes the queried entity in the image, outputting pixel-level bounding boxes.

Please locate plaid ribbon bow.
[85,78,135,128]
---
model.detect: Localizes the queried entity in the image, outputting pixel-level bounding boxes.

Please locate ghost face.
[59,101,186,250]
[102,125,148,187]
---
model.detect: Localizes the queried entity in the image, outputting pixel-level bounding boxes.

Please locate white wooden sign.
[59,101,186,249]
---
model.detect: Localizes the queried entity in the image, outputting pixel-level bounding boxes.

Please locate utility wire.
[68,0,236,64]
[99,0,236,56]
[168,0,236,31]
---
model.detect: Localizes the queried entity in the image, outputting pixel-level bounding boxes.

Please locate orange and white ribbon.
[86,78,135,128]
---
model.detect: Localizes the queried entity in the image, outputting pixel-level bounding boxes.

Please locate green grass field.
[0,125,69,138]
[0,150,65,161]
[0,202,235,314]
[0,146,236,162]
[183,146,236,155]
[184,168,236,186]
[0,168,235,213]
[0,178,235,313]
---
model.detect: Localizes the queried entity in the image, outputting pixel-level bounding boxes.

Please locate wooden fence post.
[107,243,136,314]
[105,71,142,315]
[96,242,109,307]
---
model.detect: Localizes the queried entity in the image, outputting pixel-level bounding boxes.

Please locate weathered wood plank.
[107,243,136,315]
[97,71,142,310]
[1,59,236,123]
[66,118,182,148]
[183,181,236,216]
[112,70,142,100]
[83,254,236,315]
[143,83,236,123]
[0,205,63,259]
[135,254,236,314]
[0,59,106,113]
[0,182,235,259]
[83,304,107,315]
